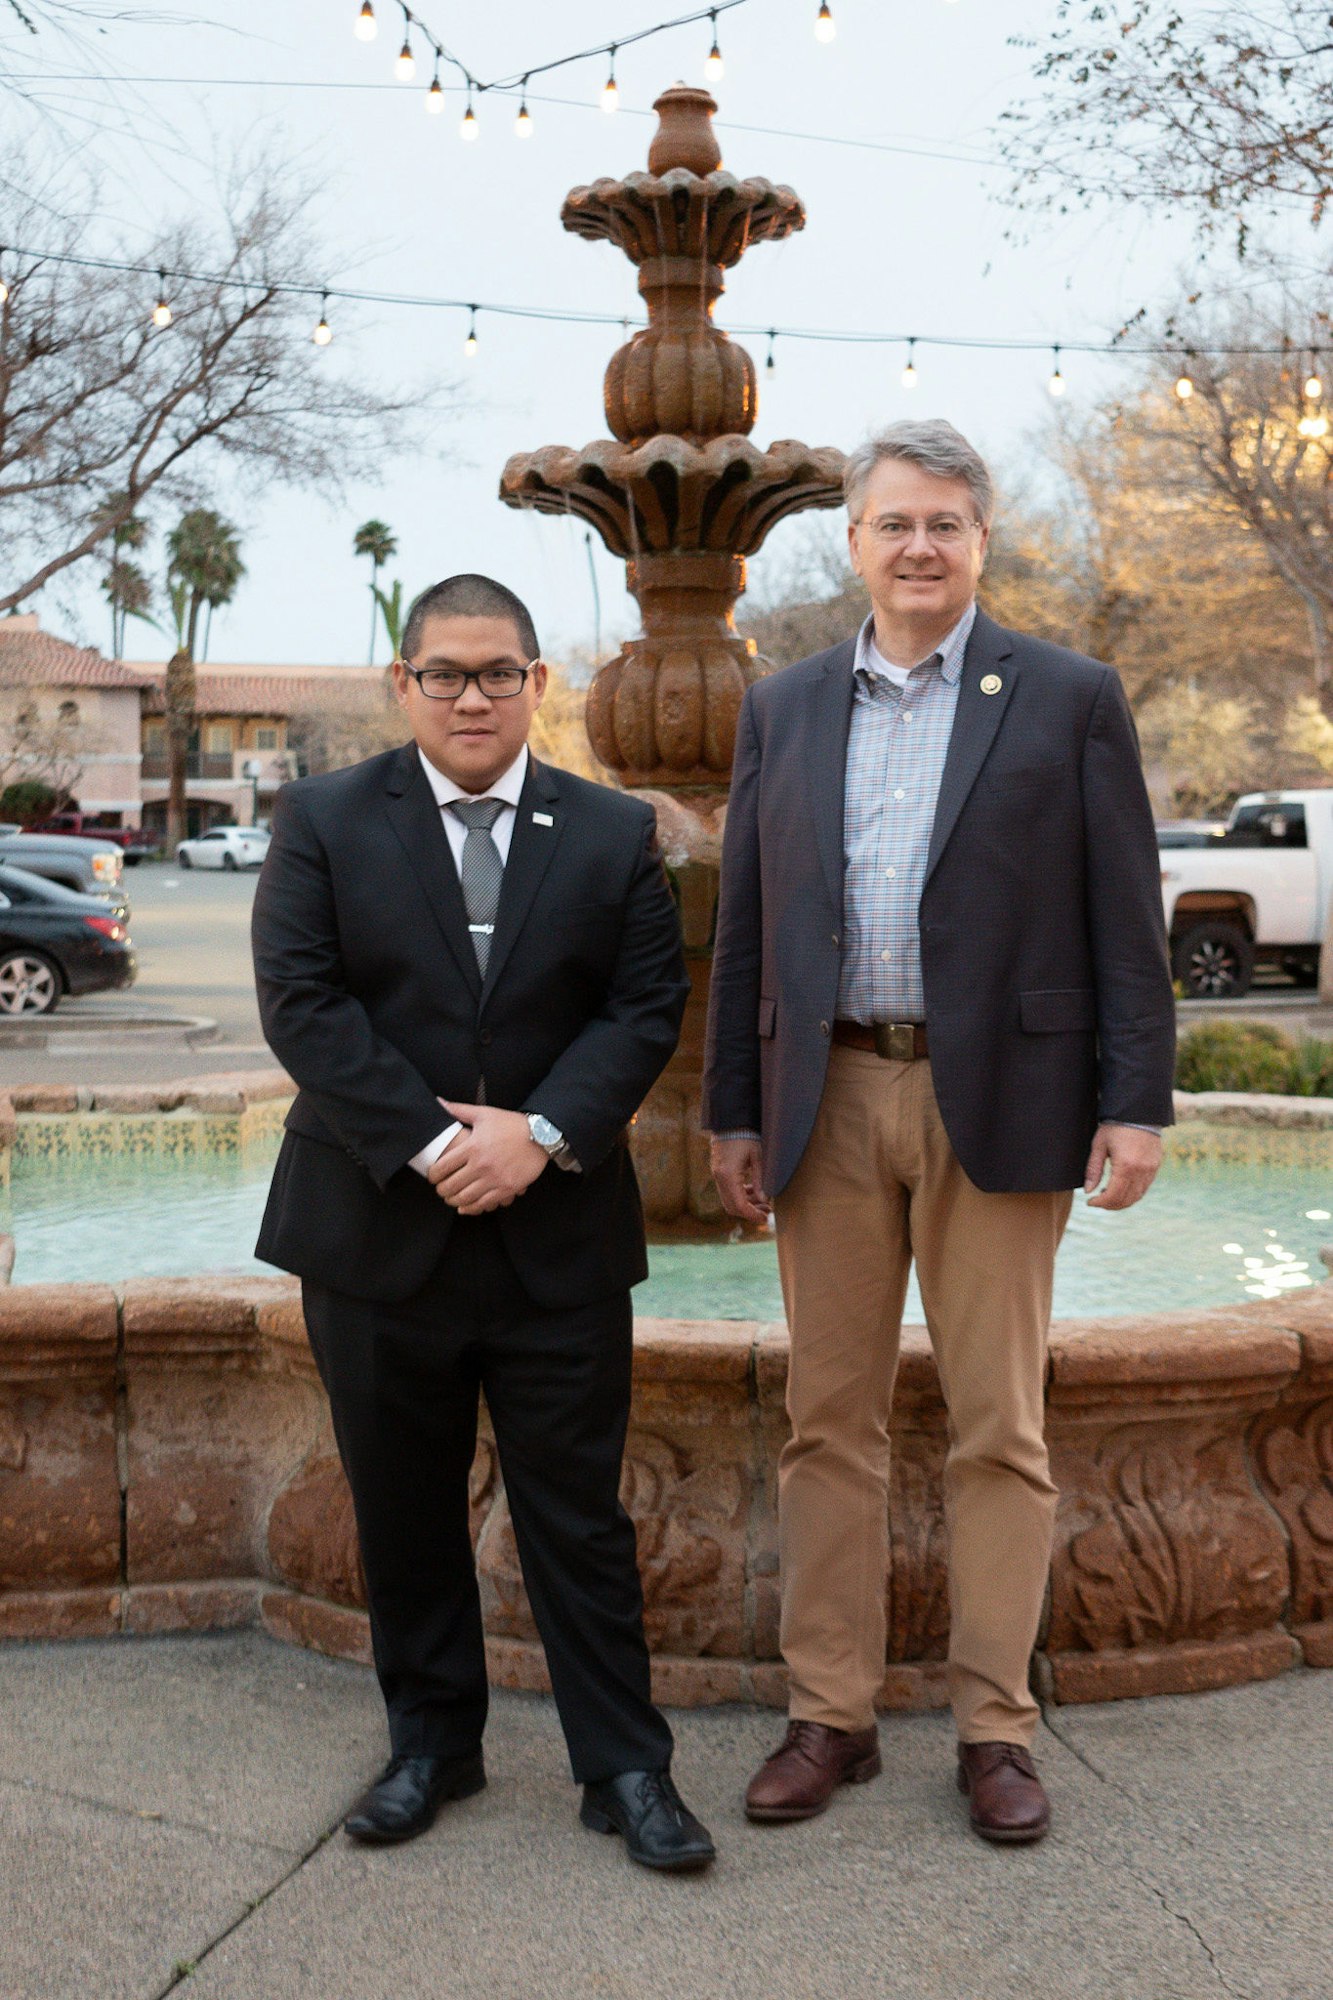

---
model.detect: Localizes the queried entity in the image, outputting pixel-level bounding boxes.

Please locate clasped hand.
[428,1102,548,1216]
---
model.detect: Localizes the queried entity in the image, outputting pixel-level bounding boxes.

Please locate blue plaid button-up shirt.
[836,602,976,1024]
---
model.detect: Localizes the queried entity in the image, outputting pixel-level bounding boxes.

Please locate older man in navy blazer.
[703,421,1175,1843]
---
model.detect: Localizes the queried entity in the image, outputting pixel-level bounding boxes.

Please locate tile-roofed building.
[0,615,152,818]
[131,658,389,836]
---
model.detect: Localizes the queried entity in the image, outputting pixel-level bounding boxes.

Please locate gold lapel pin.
[980,673,1003,695]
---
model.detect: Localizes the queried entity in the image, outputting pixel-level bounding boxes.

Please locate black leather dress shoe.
[344,1751,486,1845]
[580,1768,716,1873]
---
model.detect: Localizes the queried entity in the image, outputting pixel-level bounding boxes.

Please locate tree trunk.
[164,647,197,853]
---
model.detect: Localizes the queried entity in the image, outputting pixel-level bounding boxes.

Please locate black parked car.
[0,862,137,1015]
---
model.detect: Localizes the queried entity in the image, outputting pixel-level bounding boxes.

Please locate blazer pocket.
[757,996,777,1038]
[1020,987,1097,1033]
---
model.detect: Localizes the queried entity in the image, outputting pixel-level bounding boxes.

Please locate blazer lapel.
[382,744,481,1001]
[925,610,1017,884]
[807,640,858,912]
[479,756,565,1007]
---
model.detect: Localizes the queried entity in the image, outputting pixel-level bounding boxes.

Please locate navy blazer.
[252,744,688,1305]
[702,610,1177,1196]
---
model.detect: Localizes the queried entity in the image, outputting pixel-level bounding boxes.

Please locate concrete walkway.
[0,1634,1327,2000]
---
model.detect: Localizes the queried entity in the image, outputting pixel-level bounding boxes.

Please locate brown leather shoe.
[745,1720,882,1823]
[956,1741,1050,1844]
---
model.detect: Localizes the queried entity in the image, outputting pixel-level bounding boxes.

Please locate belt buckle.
[873,1021,916,1062]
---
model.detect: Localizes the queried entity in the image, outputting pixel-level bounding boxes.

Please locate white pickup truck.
[1158,789,1333,997]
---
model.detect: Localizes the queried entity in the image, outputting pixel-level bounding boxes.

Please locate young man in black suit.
[251,573,713,1873]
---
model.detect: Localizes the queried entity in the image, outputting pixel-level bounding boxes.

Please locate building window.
[254,726,279,750]
[143,721,166,752]
[58,699,79,725]
[204,722,235,753]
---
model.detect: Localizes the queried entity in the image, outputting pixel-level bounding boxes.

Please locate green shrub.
[0,779,58,823]
[1175,1019,1333,1096]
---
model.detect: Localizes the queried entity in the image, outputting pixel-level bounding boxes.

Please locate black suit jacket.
[252,744,688,1306]
[701,610,1177,1197]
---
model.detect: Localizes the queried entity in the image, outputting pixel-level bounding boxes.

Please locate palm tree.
[353,519,397,663]
[163,509,246,850]
[93,496,154,658]
[373,578,407,661]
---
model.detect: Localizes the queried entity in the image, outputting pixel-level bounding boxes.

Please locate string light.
[312,293,333,345]
[765,328,776,373]
[704,10,724,80]
[515,78,533,135]
[1047,344,1066,396]
[901,337,918,389]
[1298,410,1330,439]
[353,0,377,41]
[151,271,172,328]
[460,87,478,139]
[426,66,443,111]
[814,3,835,42]
[1304,358,1323,400]
[395,33,415,81]
[0,253,8,308]
[601,48,619,112]
[464,306,478,355]
[1174,353,1195,400]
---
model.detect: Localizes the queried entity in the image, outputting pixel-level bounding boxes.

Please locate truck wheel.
[1173,920,1255,999]
[0,949,60,1015]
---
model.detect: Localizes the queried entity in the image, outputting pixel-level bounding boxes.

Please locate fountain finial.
[647,83,722,175]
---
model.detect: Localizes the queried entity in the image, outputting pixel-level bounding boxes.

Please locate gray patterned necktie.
[448,797,505,975]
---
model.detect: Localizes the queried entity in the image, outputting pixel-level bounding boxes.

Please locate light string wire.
[372,0,754,100]
[0,239,1318,366]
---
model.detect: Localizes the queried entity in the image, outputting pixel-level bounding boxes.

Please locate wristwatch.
[526,1113,579,1172]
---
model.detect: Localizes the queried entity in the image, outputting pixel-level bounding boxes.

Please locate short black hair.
[401,573,540,663]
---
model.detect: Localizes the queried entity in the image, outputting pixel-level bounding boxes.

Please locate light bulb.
[1305,372,1323,401]
[354,1,377,41]
[1174,372,1194,400]
[704,14,724,82]
[395,37,415,82]
[601,68,619,112]
[515,98,533,137]
[427,75,443,112]
[461,96,478,139]
[1298,411,1330,439]
[464,330,478,356]
[313,312,332,347]
[1048,369,1066,397]
[902,362,918,388]
[815,3,835,42]
[0,279,8,307]
[151,278,172,329]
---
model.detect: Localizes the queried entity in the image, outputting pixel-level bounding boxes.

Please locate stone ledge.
[1173,1088,1333,1126]
[1044,1629,1301,1703]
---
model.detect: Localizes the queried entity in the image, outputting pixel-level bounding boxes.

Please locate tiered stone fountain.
[501,84,845,1225]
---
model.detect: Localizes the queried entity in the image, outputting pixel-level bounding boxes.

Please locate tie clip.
[532,811,554,826]
[468,923,495,934]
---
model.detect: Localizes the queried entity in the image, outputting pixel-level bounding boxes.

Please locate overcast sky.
[12,0,1218,665]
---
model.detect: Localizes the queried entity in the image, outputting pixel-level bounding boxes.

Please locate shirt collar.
[855,600,977,687]
[417,742,529,812]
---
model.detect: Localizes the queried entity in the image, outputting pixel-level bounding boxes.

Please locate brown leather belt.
[832,1020,929,1060]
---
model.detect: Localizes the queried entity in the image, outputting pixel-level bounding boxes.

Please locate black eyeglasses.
[397,658,539,701]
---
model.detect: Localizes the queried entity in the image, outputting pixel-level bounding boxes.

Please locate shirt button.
[885,867,897,879]
[831,932,840,946]
[893,788,906,800]
[880,950,892,962]
[820,1020,830,1036]
[901,710,913,723]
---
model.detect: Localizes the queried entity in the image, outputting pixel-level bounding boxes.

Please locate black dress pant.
[301,1214,673,1785]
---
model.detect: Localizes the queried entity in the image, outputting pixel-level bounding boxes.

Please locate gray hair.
[843,420,995,526]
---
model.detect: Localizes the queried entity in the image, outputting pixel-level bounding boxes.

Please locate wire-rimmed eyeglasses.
[397,658,540,700]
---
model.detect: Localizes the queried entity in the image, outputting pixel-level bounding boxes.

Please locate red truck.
[22,812,159,864]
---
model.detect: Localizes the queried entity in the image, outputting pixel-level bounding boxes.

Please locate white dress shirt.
[407,745,529,1177]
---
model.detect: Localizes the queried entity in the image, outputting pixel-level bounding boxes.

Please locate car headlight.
[92,853,121,882]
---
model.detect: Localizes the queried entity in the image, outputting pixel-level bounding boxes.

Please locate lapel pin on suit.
[532,811,554,826]
[980,674,1003,695]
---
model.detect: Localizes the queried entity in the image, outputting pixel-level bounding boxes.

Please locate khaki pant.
[773,1045,1072,1745]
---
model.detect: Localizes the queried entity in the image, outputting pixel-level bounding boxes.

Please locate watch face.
[528,1115,561,1149]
